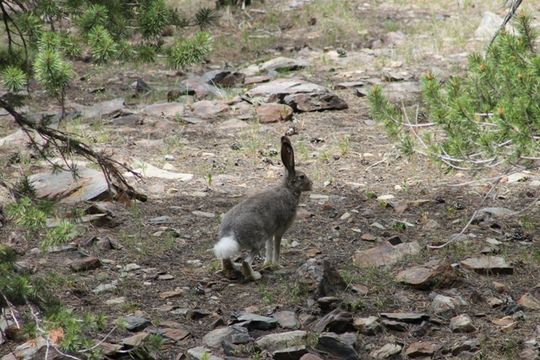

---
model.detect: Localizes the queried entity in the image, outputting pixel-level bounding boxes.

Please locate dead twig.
[0,97,147,202]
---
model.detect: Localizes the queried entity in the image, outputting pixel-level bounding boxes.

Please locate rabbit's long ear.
[281,136,295,177]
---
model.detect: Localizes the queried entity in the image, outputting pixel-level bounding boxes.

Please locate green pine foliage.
[88,25,118,63]
[139,0,171,39]
[2,66,27,92]
[368,13,540,167]
[33,45,72,115]
[168,32,212,69]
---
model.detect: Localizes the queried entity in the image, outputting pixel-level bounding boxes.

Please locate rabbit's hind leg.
[263,237,274,268]
[271,235,284,269]
[242,250,262,281]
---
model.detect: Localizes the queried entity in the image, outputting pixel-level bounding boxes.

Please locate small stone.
[487,297,504,308]
[360,233,377,241]
[300,354,324,360]
[203,326,251,348]
[159,289,184,299]
[255,330,307,352]
[234,313,277,330]
[353,316,381,335]
[317,296,342,313]
[450,314,475,333]
[396,261,454,290]
[316,332,359,360]
[259,57,309,72]
[122,332,149,347]
[493,281,507,293]
[353,241,421,267]
[69,256,101,272]
[105,297,126,305]
[431,294,460,315]
[158,274,174,280]
[380,312,429,324]
[93,282,117,294]
[123,263,141,272]
[381,319,407,331]
[311,308,354,333]
[192,211,215,218]
[98,342,122,356]
[296,259,347,298]
[517,293,540,310]
[460,256,513,275]
[405,341,440,358]
[123,315,151,332]
[274,311,300,329]
[187,346,224,360]
[451,339,480,356]
[161,327,190,341]
[256,103,294,123]
[370,343,403,359]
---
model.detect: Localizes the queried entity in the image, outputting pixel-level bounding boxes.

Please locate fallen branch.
[0,96,147,202]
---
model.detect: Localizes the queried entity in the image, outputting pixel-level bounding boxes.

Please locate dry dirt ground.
[1,0,540,359]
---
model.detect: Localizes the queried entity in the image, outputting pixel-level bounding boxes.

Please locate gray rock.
[73,98,125,119]
[274,311,300,329]
[256,103,294,123]
[431,294,460,315]
[123,315,151,332]
[353,241,421,267]
[475,12,504,39]
[451,339,480,356]
[296,259,347,298]
[247,78,326,99]
[189,100,229,119]
[29,167,110,204]
[450,314,475,333]
[148,216,172,225]
[460,256,513,275]
[187,346,224,360]
[395,260,454,289]
[178,77,222,99]
[92,282,117,294]
[259,57,309,72]
[311,308,354,333]
[255,330,307,351]
[335,81,364,89]
[380,312,428,324]
[69,256,101,272]
[353,316,381,335]
[473,207,516,222]
[203,326,252,348]
[283,91,348,112]
[235,313,278,330]
[140,102,185,118]
[202,70,245,87]
[370,343,402,359]
[316,332,359,360]
[405,341,440,358]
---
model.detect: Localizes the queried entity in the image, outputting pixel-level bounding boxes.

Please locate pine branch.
[0,96,147,202]
[487,0,524,50]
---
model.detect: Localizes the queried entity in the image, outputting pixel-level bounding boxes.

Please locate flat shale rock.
[274,311,300,329]
[255,330,307,351]
[316,332,359,360]
[187,346,224,360]
[234,313,277,330]
[202,69,245,87]
[380,312,428,324]
[283,91,348,112]
[353,241,421,267]
[353,316,381,335]
[311,308,354,333]
[203,326,251,348]
[405,341,441,358]
[256,103,294,123]
[370,343,403,359]
[259,57,310,72]
[396,260,454,289]
[460,256,513,275]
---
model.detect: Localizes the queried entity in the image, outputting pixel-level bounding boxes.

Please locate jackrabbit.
[213,136,312,280]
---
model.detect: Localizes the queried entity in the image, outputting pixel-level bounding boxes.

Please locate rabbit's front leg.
[271,235,284,269]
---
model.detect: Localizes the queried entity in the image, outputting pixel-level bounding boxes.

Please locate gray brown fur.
[214,136,312,280]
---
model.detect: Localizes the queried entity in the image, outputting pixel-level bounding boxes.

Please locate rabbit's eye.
[299,175,305,180]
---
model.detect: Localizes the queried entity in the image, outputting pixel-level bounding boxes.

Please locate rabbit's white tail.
[213,235,240,259]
